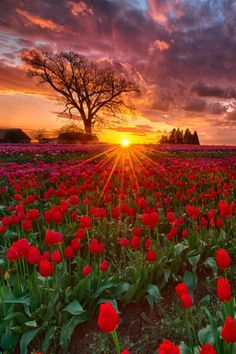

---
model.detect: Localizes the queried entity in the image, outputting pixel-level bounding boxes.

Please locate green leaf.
[25,320,37,327]
[146,294,154,312]
[93,282,118,299]
[20,328,40,354]
[145,284,161,312]
[179,342,191,354]
[42,325,57,354]
[3,311,28,324]
[146,284,161,302]
[60,312,88,350]
[111,283,130,297]
[174,244,188,257]
[164,269,171,283]
[204,257,217,272]
[0,295,30,305]
[122,280,140,303]
[199,295,211,306]
[63,300,84,315]
[188,254,200,271]
[0,329,20,352]
[183,270,197,291]
[198,325,214,344]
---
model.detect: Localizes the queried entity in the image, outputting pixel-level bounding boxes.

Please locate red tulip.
[98,302,119,333]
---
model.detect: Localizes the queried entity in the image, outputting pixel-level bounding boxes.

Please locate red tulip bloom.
[217,278,231,302]
[146,249,156,263]
[7,247,19,261]
[42,250,51,260]
[76,228,85,239]
[199,343,217,354]
[52,211,63,223]
[89,239,104,254]
[167,211,175,224]
[39,260,53,277]
[51,250,62,264]
[98,302,119,333]
[157,339,180,354]
[17,238,30,257]
[218,200,231,217]
[175,283,189,299]
[45,230,63,246]
[121,350,130,354]
[180,293,193,309]
[119,237,129,247]
[26,209,40,221]
[70,238,80,251]
[181,229,188,238]
[100,259,109,272]
[64,246,75,260]
[133,226,141,237]
[145,238,152,249]
[131,236,141,249]
[70,195,79,206]
[26,246,41,264]
[221,317,236,343]
[83,265,92,276]
[80,215,91,229]
[112,207,120,219]
[21,220,33,231]
[216,248,230,270]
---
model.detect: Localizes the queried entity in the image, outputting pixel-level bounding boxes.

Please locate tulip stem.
[111,330,120,354]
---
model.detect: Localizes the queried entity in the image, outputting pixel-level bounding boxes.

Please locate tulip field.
[0,143,236,354]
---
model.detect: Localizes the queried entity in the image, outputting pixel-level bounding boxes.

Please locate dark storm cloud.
[193,82,236,99]
[184,99,207,113]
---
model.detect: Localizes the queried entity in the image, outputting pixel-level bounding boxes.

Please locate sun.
[121,139,130,147]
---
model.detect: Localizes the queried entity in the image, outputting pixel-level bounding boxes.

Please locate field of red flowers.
[0,144,235,354]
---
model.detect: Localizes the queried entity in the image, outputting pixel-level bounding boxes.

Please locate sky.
[1,0,236,144]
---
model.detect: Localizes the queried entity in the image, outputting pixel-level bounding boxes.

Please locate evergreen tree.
[176,128,184,144]
[192,131,200,145]
[183,128,192,144]
[169,128,177,144]
[159,135,168,144]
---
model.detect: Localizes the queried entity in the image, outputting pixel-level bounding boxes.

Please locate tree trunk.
[84,120,92,135]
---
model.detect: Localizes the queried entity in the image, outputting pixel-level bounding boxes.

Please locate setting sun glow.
[121,139,130,147]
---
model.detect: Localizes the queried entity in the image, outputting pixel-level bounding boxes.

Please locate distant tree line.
[159,128,200,145]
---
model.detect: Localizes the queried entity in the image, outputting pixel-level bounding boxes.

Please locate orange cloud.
[16,8,65,32]
[153,39,170,51]
[0,61,53,97]
[69,1,94,16]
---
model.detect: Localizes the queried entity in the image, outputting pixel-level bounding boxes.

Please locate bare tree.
[22,49,138,134]
[33,129,47,143]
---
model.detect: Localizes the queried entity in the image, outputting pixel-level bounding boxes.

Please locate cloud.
[69,1,94,16]
[109,124,154,135]
[225,111,236,121]
[184,98,207,112]
[16,8,65,32]
[0,0,236,143]
[193,82,236,99]
[153,39,170,51]
[0,60,52,96]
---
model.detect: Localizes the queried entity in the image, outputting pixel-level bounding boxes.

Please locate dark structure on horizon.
[57,132,98,144]
[159,128,200,145]
[0,129,31,143]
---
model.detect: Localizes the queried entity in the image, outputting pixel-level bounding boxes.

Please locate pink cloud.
[16,8,65,32]
[153,39,170,51]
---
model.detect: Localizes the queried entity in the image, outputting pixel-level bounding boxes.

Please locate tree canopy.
[159,128,200,145]
[21,50,139,134]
